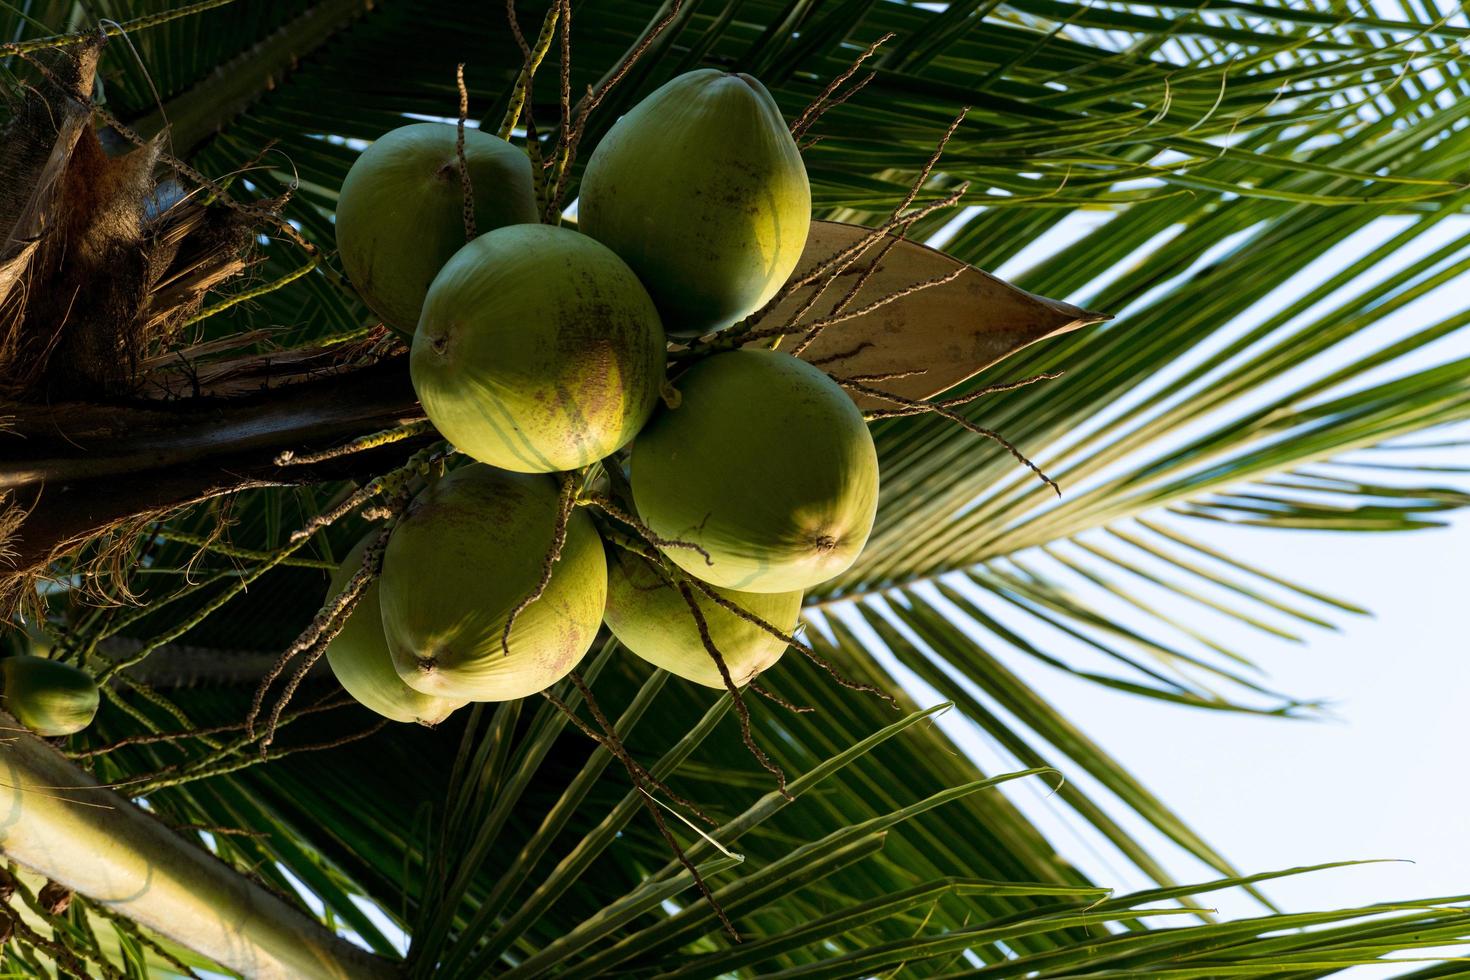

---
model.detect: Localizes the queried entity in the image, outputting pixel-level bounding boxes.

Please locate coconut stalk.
[0,710,397,979]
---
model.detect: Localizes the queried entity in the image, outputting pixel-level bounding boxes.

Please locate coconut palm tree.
[1,0,1469,976]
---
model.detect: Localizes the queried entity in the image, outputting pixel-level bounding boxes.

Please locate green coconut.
[336,123,537,334]
[603,548,801,689]
[412,224,666,473]
[632,349,878,593]
[1,656,99,737]
[323,536,465,726]
[578,69,810,337]
[379,463,607,702]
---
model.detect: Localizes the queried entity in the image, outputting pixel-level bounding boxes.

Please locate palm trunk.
[1,356,424,576]
[0,712,398,979]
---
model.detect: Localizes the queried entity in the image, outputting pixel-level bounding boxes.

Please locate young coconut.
[578,69,810,337]
[603,548,801,689]
[1,656,99,737]
[632,349,879,593]
[323,535,465,726]
[379,464,607,702]
[336,123,537,334]
[412,224,666,473]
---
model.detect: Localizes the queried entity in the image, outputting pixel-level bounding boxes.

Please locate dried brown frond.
[0,41,274,401]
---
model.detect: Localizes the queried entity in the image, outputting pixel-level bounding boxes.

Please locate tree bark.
[0,712,399,979]
[1,356,424,576]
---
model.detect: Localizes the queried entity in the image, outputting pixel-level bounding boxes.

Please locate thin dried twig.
[683,180,969,357]
[248,520,395,752]
[545,0,685,216]
[678,569,899,708]
[787,236,902,356]
[502,472,577,654]
[456,64,477,241]
[862,371,1063,419]
[845,377,1060,495]
[67,697,356,759]
[543,679,737,941]
[838,368,929,383]
[676,582,789,798]
[563,674,715,825]
[789,32,894,140]
[751,264,964,351]
[580,492,712,565]
[275,420,434,467]
[750,681,814,713]
[806,341,874,367]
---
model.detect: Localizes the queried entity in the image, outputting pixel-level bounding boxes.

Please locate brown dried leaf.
[752,220,1108,409]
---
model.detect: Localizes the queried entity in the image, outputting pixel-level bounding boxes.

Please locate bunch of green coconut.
[328,70,879,726]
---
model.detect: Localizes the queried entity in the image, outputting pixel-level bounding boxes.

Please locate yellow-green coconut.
[578,70,810,336]
[632,349,878,593]
[336,123,537,333]
[323,536,464,726]
[379,464,607,702]
[1,656,99,737]
[603,548,801,688]
[411,225,666,473]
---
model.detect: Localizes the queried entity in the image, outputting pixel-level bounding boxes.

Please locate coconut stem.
[501,471,578,656]
[289,441,449,543]
[543,679,738,942]
[675,581,790,800]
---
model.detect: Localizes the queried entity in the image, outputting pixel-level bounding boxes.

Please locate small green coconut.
[379,464,607,702]
[336,123,537,334]
[412,224,666,473]
[578,69,810,337]
[323,536,465,726]
[603,548,801,689]
[632,349,879,593]
[1,656,99,737]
